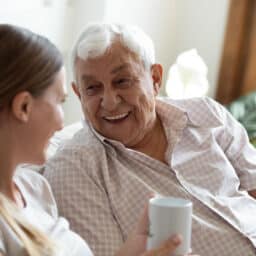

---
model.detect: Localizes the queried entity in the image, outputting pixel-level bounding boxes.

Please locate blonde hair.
[0,193,56,256]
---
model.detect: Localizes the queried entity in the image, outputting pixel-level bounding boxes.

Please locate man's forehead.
[76,53,143,78]
[77,41,141,65]
[80,63,135,82]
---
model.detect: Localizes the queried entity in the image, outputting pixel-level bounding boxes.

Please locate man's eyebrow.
[81,75,96,82]
[81,64,131,81]
[111,63,131,74]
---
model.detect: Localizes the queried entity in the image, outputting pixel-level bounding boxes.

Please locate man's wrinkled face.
[73,43,162,147]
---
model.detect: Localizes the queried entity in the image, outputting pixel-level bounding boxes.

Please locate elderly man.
[43,23,256,256]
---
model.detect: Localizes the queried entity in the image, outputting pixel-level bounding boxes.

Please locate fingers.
[136,194,155,235]
[157,235,182,256]
[142,235,182,256]
[135,202,149,235]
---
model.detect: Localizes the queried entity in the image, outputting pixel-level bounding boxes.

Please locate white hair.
[71,23,155,81]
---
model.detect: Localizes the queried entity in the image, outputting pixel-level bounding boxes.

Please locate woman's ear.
[11,91,33,123]
[72,82,81,100]
[151,64,163,95]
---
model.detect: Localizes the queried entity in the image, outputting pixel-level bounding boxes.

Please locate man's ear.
[11,91,33,123]
[151,64,163,95]
[72,82,81,100]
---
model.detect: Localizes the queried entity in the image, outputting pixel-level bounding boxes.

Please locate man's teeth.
[104,113,128,120]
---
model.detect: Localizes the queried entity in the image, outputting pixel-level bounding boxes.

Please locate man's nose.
[101,89,121,111]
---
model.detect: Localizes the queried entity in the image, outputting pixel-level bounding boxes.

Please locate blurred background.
[0,0,232,124]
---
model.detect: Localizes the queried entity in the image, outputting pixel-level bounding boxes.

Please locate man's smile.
[103,112,130,122]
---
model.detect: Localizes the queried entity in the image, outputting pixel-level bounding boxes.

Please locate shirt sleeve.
[43,146,123,256]
[206,97,256,191]
[16,168,59,220]
[0,220,7,254]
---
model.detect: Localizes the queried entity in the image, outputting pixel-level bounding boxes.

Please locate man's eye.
[115,78,132,87]
[85,85,101,95]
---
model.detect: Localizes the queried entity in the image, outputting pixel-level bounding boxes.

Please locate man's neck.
[130,116,168,164]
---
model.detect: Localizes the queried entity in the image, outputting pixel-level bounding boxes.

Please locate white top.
[0,168,93,256]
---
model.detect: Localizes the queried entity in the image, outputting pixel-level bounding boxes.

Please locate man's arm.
[206,97,256,192]
[43,148,124,256]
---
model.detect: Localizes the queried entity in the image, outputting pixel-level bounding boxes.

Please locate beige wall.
[0,0,230,124]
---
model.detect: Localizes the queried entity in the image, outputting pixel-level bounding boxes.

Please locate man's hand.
[141,235,182,256]
[115,201,199,256]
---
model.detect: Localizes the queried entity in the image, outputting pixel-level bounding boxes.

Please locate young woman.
[0,24,184,256]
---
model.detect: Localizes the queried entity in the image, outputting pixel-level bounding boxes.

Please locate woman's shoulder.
[14,166,58,218]
[15,166,52,193]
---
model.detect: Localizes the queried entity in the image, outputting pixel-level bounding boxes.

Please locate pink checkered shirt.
[43,97,256,256]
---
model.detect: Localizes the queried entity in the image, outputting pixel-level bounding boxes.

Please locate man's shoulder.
[160,97,226,127]
[161,96,219,110]
[55,124,104,153]
[43,126,106,177]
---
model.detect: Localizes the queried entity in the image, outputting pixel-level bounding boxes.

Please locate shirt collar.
[158,97,223,128]
[86,120,124,148]
[84,97,222,146]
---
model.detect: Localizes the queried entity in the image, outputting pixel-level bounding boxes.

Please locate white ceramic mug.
[147,196,193,256]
